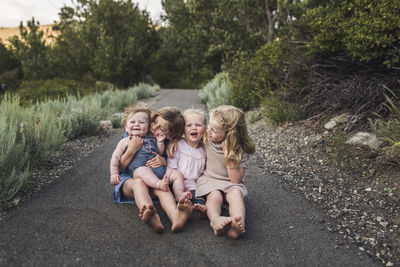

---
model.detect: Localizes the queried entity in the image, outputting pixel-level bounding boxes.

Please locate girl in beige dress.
[196,105,255,239]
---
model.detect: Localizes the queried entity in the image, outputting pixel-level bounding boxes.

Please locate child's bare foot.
[171,196,193,233]
[210,216,232,236]
[157,175,169,192]
[175,191,191,202]
[193,203,207,219]
[227,216,246,239]
[139,204,164,233]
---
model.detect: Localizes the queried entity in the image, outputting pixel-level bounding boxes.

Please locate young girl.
[167,108,208,215]
[110,105,171,192]
[110,106,192,233]
[195,105,255,239]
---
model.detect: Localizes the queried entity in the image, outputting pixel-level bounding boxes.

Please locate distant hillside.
[0,24,58,46]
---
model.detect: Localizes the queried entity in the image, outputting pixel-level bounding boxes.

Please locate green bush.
[303,0,400,67]
[261,94,304,124]
[227,41,287,110]
[0,69,22,92]
[16,78,83,106]
[199,72,232,110]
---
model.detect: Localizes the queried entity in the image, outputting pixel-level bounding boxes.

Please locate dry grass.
[0,24,58,46]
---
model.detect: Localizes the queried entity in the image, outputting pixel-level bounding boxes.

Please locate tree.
[9,18,50,80]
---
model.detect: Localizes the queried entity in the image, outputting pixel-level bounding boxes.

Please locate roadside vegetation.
[0,84,156,205]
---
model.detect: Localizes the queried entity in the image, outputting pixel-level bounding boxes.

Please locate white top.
[167,139,206,190]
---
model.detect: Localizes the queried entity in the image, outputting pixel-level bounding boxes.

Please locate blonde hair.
[121,103,152,128]
[209,105,255,167]
[183,108,207,125]
[152,106,185,142]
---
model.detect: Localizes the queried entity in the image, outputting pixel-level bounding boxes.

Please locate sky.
[0,0,163,28]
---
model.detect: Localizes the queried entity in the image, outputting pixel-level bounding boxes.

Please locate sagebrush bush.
[0,117,30,203]
[199,72,232,110]
[261,94,304,124]
[134,83,155,100]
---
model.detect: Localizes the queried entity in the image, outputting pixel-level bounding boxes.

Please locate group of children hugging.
[109,103,255,239]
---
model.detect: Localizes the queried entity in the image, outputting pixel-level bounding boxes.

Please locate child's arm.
[226,164,245,184]
[120,135,143,169]
[222,140,245,184]
[166,143,180,169]
[110,139,128,185]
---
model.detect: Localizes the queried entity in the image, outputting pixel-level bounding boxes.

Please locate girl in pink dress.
[195,105,255,239]
[167,108,207,215]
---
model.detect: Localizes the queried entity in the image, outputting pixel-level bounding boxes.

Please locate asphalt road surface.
[0,89,380,266]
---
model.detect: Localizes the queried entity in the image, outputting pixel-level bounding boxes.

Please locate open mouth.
[190,132,199,138]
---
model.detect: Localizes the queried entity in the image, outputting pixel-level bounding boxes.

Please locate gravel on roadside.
[248,118,399,267]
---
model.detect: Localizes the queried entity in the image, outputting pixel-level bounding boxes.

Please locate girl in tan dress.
[196,105,255,239]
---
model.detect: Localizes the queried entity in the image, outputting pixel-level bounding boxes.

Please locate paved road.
[0,89,380,266]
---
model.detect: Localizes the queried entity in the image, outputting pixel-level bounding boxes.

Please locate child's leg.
[206,190,232,236]
[122,178,164,233]
[165,167,186,201]
[153,189,193,233]
[225,187,246,239]
[134,166,169,192]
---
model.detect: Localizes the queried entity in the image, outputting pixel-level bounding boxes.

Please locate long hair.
[152,106,185,142]
[209,105,255,167]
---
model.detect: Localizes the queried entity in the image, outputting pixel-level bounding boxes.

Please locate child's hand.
[110,173,121,185]
[127,135,143,153]
[146,152,167,168]
[166,139,178,158]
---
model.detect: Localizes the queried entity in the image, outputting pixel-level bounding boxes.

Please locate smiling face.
[184,113,206,147]
[151,116,170,139]
[207,116,226,143]
[125,111,149,137]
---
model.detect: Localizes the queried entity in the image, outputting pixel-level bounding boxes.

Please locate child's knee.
[226,187,243,199]
[169,169,184,183]
[207,190,223,202]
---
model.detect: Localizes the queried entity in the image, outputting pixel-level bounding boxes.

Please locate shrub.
[133,83,155,100]
[246,110,262,124]
[227,41,287,110]
[0,117,29,204]
[16,78,83,106]
[0,69,22,92]
[199,72,232,110]
[303,0,400,68]
[261,94,304,124]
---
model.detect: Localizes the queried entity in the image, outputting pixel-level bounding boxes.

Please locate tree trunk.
[265,0,278,42]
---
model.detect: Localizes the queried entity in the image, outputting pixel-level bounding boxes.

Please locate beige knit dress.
[195,141,249,198]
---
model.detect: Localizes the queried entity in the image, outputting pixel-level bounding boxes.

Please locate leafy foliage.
[227,41,288,110]
[301,0,400,67]
[261,94,303,124]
